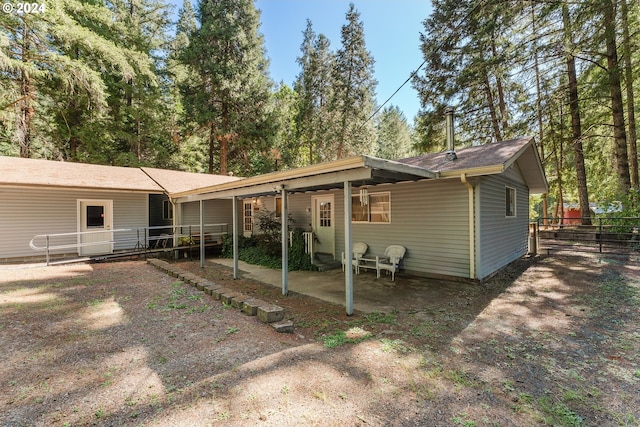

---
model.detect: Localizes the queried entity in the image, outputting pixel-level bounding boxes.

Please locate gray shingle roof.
[0,156,163,192]
[0,156,242,195]
[397,136,533,173]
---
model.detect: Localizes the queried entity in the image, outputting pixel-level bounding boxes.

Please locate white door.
[78,200,113,256]
[312,195,335,257]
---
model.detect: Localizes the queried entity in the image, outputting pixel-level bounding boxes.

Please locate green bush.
[220,229,317,272]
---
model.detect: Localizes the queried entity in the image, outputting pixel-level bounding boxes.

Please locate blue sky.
[169,0,431,120]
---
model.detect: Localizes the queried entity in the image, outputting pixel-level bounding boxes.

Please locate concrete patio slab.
[207,258,479,314]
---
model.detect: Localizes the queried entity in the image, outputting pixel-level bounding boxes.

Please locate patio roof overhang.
[182,155,438,317]
[172,155,438,203]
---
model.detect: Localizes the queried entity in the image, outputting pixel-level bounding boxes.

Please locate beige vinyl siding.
[342,180,470,278]
[0,187,150,261]
[477,168,529,280]
[182,199,235,234]
[251,182,471,277]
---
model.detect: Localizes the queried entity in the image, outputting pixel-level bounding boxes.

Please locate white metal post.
[281,187,289,295]
[344,181,353,315]
[199,199,205,268]
[232,195,239,279]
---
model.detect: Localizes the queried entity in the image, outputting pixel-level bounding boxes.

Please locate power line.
[361,0,488,127]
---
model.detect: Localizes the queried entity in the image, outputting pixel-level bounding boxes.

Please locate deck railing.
[30,223,228,265]
[536,217,639,255]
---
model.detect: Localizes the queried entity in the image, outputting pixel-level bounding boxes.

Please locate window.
[506,187,516,217]
[319,201,331,227]
[275,197,282,218]
[86,205,105,228]
[351,192,391,223]
[162,200,173,220]
[244,202,253,233]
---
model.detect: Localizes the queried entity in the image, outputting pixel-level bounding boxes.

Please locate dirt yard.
[1,254,639,426]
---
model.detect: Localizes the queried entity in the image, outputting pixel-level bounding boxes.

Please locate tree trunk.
[603,0,631,193]
[532,4,549,225]
[491,38,509,134]
[17,24,33,158]
[553,104,565,225]
[483,74,502,142]
[218,133,229,175]
[563,3,591,225]
[208,122,216,174]
[621,0,638,188]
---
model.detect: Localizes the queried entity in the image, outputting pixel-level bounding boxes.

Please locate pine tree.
[374,106,414,160]
[294,21,336,164]
[331,3,377,158]
[181,0,274,175]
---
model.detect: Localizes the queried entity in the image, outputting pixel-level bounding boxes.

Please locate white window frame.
[243,201,253,233]
[162,199,173,220]
[506,186,516,217]
[351,191,391,224]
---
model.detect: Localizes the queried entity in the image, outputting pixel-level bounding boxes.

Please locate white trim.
[311,194,335,257]
[351,191,391,224]
[505,186,517,218]
[77,199,114,256]
[243,200,254,237]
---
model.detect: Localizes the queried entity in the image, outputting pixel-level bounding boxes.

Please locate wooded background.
[1,0,639,219]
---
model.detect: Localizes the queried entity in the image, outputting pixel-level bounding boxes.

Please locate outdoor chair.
[341,242,368,274]
[376,245,406,281]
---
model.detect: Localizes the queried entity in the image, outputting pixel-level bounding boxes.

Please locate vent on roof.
[444,107,458,161]
[445,107,457,161]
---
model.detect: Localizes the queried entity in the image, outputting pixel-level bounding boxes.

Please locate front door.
[78,200,113,256]
[312,195,335,257]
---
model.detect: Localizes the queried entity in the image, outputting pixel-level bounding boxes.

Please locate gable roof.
[397,136,548,193]
[0,156,241,195]
[141,167,241,195]
[174,136,548,203]
[0,156,164,193]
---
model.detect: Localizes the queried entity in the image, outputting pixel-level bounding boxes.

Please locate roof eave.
[171,156,368,199]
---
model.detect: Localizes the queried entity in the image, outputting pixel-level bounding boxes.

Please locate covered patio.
[172,156,437,315]
[206,257,484,315]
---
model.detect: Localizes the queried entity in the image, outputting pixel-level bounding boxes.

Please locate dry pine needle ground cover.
[0,253,639,426]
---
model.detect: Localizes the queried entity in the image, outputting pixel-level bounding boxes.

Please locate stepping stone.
[220,290,242,305]
[231,294,251,309]
[271,320,294,333]
[241,298,266,316]
[257,305,284,323]
[203,284,223,296]
[211,287,233,300]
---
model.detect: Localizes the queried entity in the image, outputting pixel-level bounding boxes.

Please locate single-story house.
[171,136,547,314]
[1,136,547,313]
[0,156,239,262]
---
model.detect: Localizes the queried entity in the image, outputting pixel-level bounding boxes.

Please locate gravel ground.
[1,253,639,426]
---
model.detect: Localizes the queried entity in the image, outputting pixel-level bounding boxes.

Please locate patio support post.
[344,181,354,315]
[199,200,205,268]
[461,173,476,279]
[281,187,289,295]
[232,195,239,279]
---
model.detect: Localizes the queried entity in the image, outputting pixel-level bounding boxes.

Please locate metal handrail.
[30,223,228,265]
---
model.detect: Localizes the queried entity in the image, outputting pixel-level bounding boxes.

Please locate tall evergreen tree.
[181,0,274,175]
[294,21,336,164]
[331,3,377,158]
[374,106,414,160]
[104,0,172,166]
[562,2,591,225]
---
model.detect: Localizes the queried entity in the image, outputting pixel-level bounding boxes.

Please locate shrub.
[220,228,317,271]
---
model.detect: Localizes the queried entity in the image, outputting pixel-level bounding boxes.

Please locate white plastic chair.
[376,245,406,280]
[342,242,368,274]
